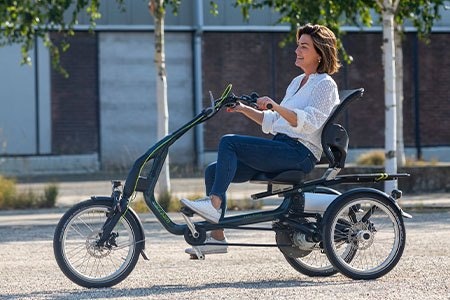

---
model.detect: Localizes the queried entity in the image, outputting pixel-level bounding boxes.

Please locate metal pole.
[413,33,422,160]
[34,35,40,155]
[193,0,204,168]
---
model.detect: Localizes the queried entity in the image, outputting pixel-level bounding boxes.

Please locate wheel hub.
[86,231,111,258]
[350,224,375,250]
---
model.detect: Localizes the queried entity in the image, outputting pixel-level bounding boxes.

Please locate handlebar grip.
[250,92,259,100]
[266,104,273,110]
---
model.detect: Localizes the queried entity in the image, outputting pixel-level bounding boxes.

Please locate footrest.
[192,247,205,260]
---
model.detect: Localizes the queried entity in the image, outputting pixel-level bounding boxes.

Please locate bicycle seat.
[251,170,306,185]
[250,88,364,186]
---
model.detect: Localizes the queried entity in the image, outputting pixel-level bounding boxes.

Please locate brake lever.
[202,91,216,117]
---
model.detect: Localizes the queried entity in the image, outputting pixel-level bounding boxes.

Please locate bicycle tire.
[323,191,406,280]
[53,199,143,288]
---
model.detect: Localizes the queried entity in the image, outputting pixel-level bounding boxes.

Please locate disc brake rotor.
[86,231,111,258]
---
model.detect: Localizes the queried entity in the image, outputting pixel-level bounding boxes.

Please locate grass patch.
[130,192,182,214]
[129,196,150,214]
[0,176,59,210]
[356,151,440,167]
[404,157,439,167]
[356,150,385,166]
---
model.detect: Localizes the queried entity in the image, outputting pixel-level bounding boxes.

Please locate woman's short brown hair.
[296,24,341,74]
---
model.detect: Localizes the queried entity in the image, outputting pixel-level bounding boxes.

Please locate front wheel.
[53,199,144,288]
[323,191,406,280]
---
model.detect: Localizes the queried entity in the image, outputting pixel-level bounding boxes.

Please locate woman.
[181,24,341,255]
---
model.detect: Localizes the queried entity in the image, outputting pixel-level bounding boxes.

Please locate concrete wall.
[99,32,195,170]
[0,39,51,155]
[72,1,450,28]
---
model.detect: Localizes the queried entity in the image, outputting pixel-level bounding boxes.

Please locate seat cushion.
[250,170,306,185]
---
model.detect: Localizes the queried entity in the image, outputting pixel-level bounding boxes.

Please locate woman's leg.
[182,134,315,226]
[205,160,258,240]
[209,134,316,206]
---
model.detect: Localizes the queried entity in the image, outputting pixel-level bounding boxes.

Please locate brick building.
[1,2,449,175]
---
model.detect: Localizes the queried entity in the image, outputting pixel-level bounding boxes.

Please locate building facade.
[1,1,449,176]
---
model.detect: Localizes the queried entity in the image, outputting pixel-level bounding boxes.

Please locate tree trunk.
[149,0,171,195]
[395,25,406,167]
[382,0,397,192]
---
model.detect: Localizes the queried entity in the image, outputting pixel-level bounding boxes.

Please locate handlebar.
[207,84,272,115]
[224,91,260,109]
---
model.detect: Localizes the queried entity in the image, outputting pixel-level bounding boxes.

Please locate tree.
[148,0,172,197]
[0,0,178,197]
[0,0,106,76]
[234,0,445,192]
[370,0,444,191]
[390,1,445,166]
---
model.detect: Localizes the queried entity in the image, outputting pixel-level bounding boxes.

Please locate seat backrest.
[321,88,364,169]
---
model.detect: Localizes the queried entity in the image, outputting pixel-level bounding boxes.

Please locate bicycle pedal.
[180,206,195,217]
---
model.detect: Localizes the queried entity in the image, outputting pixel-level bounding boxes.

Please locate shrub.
[0,176,17,208]
[158,191,172,212]
[404,157,438,167]
[0,176,59,210]
[41,184,59,208]
[130,197,150,213]
[356,150,385,166]
[130,192,181,214]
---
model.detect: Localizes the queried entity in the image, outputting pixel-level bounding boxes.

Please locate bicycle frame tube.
[144,183,294,235]
[122,111,208,200]
[138,145,296,235]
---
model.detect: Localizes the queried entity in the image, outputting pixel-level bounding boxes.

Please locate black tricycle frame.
[54,84,411,287]
[97,84,409,249]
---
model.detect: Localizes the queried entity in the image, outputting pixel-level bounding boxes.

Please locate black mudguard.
[329,188,412,219]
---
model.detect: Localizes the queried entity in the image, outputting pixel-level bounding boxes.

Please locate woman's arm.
[257,97,297,126]
[258,79,338,134]
[227,103,264,125]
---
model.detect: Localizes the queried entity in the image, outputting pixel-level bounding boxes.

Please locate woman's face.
[295,34,321,73]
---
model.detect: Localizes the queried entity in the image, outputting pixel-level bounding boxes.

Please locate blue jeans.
[205,134,317,215]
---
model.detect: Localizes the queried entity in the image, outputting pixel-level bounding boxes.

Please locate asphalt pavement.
[1,177,449,299]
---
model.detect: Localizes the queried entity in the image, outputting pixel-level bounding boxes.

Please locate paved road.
[0,210,449,300]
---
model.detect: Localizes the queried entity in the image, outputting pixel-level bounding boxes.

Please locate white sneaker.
[180,197,222,224]
[185,235,228,255]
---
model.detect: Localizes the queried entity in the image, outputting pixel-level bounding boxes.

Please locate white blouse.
[261,73,339,161]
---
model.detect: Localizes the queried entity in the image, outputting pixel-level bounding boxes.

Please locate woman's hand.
[257,96,277,110]
[226,102,248,113]
[226,101,264,125]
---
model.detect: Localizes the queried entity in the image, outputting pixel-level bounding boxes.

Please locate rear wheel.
[323,192,406,280]
[283,249,337,277]
[281,233,356,277]
[53,199,143,288]
[282,187,349,277]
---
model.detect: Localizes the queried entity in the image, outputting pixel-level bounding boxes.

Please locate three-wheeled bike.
[53,85,410,288]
